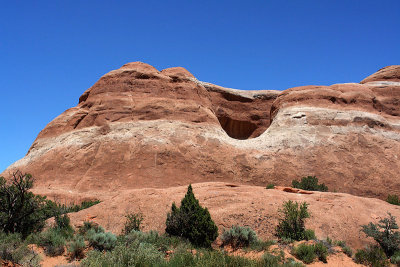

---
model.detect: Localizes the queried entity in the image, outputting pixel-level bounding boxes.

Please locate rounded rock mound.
[361,65,400,83]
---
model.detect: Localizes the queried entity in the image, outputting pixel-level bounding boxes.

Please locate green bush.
[355,245,388,267]
[78,221,103,236]
[292,242,328,264]
[88,231,117,251]
[361,213,400,257]
[81,242,165,267]
[170,249,259,267]
[304,229,316,241]
[33,213,74,257]
[280,237,294,245]
[342,245,353,257]
[123,230,160,245]
[275,200,312,241]
[0,231,41,266]
[0,171,57,237]
[68,235,86,260]
[266,184,275,189]
[261,252,282,266]
[221,225,258,249]
[123,212,144,234]
[292,176,328,192]
[335,240,353,257]
[121,230,192,254]
[292,243,316,264]
[81,236,303,267]
[390,250,400,265]
[82,243,260,267]
[165,184,218,248]
[58,200,101,214]
[387,195,400,206]
[250,239,276,251]
[334,240,346,247]
[54,213,74,238]
[314,242,328,263]
[38,228,66,256]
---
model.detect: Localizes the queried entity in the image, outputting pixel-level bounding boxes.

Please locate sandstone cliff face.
[3,63,400,200]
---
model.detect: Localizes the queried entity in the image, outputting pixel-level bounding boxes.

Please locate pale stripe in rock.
[7,106,400,170]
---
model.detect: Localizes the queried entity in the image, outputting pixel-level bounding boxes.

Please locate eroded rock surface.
[36,182,400,250]
[3,62,400,201]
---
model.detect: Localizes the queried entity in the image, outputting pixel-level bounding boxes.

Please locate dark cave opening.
[217,116,258,140]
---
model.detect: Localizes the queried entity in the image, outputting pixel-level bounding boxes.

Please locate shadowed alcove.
[217,116,259,140]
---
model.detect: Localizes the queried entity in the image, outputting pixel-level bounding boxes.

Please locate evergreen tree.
[166,185,218,247]
[0,171,54,237]
[275,200,311,241]
[292,176,328,192]
[361,213,400,257]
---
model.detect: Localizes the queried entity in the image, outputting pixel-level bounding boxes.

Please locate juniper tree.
[166,184,218,247]
[361,213,400,257]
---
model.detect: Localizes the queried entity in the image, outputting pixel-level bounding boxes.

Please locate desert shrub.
[88,231,117,251]
[221,225,258,249]
[38,228,66,256]
[261,252,283,266]
[165,184,218,248]
[78,221,103,236]
[280,237,294,245]
[361,213,400,257]
[266,184,275,189]
[0,171,58,237]
[123,212,143,234]
[390,250,400,265]
[122,230,192,254]
[355,245,388,267]
[292,243,317,264]
[387,195,400,206]
[275,200,311,241]
[34,213,74,256]
[68,235,86,260]
[165,247,197,266]
[54,213,74,238]
[304,229,316,241]
[81,242,165,267]
[335,240,353,257]
[282,258,306,267]
[335,240,346,247]
[123,230,160,245]
[0,231,41,266]
[58,200,101,214]
[250,239,276,251]
[82,239,302,267]
[314,242,328,263]
[179,249,259,267]
[342,245,353,257]
[292,176,328,192]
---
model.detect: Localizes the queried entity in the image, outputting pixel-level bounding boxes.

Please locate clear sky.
[0,0,399,173]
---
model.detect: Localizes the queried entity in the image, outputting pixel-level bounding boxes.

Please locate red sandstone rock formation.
[361,65,400,83]
[2,62,400,249]
[2,63,399,199]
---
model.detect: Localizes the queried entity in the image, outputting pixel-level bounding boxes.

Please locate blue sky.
[0,0,399,172]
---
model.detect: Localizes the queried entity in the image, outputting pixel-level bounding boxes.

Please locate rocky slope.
[33,182,400,250]
[3,62,400,199]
